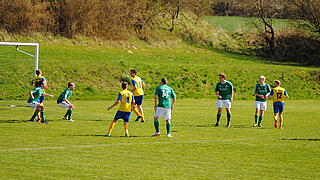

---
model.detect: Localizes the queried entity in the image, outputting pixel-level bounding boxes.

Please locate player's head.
[259,75,266,83]
[35,69,42,76]
[219,73,226,81]
[121,82,128,89]
[161,78,168,85]
[68,82,75,90]
[130,69,137,77]
[274,80,281,87]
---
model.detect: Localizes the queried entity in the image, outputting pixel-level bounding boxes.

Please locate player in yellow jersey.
[269,80,289,129]
[130,69,146,122]
[30,69,47,122]
[105,82,135,137]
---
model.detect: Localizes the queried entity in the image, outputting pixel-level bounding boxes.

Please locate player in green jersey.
[27,83,54,124]
[253,76,271,127]
[214,73,234,127]
[57,82,75,122]
[152,78,176,137]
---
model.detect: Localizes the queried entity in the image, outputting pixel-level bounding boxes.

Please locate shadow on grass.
[281,138,320,141]
[175,124,212,128]
[0,120,31,123]
[62,134,150,138]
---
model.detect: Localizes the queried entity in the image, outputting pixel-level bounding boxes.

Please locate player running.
[253,76,271,127]
[57,82,76,122]
[105,82,135,137]
[269,80,289,129]
[30,69,47,122]
[130,69,146,122]
[152,78,176,137]
[214,73,234,127]
[27,83,54,124]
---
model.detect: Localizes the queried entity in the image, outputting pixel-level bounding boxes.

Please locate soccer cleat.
[105,134,111,137]
[258,124,262,127]
[226,123,231,127]
[41,121,48,124]
[141,120,145,123]
[253,124,258,127]
[67,119,74,122]
[274,121,278,128]
[34,119,40,122]
[279,126,283,129]
[214,122,219,127]
[135,116,142,122]
[151,133,160,137]
[62,117,67,120]
[125,132,130,137]
[167,134,173,138]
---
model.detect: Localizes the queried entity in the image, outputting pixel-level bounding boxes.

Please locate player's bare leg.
[215,108,222,127]
[274,112,279,128]
[279,113,284,129]
[123,122,129,137]
[137,105,145,122]
[226,108,231,127]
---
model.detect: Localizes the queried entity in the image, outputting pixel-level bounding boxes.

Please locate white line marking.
[0,138,279,152]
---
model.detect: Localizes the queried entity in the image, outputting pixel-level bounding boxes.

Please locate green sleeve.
[214,83,219,92]
[171,88,176,99]
[229,82,234,91]
[267,84,271,93]
[254,84,258,93]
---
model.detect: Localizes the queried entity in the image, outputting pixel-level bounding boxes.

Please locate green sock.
[64,111,69,119]
[30,110,39,120]
[255,115,258,124]
[227,112,231,124]
[154,120,160,133]
[258,116,263,125]
[67,109,73,120]
[40,110,46,123]
[166,121,171,135]
[217,113,221,123]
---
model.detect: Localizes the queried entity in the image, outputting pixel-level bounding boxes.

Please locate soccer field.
[0,99,319,179]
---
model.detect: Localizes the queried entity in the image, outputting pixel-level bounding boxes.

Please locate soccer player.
[105,82,135,137]
[30,69,47,122]
[152,78,176,137]
[214,73,234,127]
[57,82,76,122]
[27,83,54,124]
[269,80,289,129]
[130,69,146,122]
[253,75,271,127]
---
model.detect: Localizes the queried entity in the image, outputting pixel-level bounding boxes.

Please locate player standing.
[27,83,54,124]
[269,80,289,129]
[253,76,271,127]
[130,69,146,122]
[57,82,76,122]
[214,73,234,127]
[105,82,135,137]
[152,78,176,137]
[30,69,47,122]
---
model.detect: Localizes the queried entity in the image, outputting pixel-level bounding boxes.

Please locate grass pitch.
[0,99,319,179]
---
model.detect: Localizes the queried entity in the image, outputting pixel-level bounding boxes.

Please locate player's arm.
[171,89,177,110]
[43,93,54,98]
[142,81,145,88]
[215,84,222,99]
[131,80,137,92]
[283,90,289,98]
[131,96,135,112]
[29,91,34,99]
[63,92,74,108]
[230,83,234,102]
[108,93,121,110]
[30,80,35,86]
[268,89,274,98]
[154,95,158,110]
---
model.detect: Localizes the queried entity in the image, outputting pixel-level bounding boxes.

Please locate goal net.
[0,42,39,100]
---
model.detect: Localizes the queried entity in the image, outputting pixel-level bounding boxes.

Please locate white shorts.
[28,102,40,110]
[216,100,232,109]
[154,107,172,120]
[255,101,267,111]
[58,101,71,110]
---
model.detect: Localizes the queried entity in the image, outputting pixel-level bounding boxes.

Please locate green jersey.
[254,83,271,102]
[27,87,43,103]
[214,81,233,100]
[57,88,72,104]
[155,85,176,108]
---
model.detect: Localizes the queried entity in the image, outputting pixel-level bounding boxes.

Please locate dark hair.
[274,80,281,86]
[121,82,128,89]
[219,73,226,79]
[36,69,42,75]
[68,82,74,87]
[130,69,137,74]
[161,78,168,84]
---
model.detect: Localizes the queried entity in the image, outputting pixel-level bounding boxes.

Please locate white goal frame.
[0,42,39,76]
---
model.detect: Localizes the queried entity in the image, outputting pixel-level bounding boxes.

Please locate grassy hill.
[0,35,319,101]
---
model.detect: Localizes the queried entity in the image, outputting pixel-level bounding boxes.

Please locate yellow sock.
[133,108,141,117]
[274,116,278,122]
[138,109,145,121]
[107,121,116,134]
[279,115,284,127]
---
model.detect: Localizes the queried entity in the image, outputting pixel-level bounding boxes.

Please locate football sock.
[67,109,73,120]
[123,123,129,134]
[217,113,221,123]
[107,121,116,134]
[166,121,171,135]
[64,111,69,119]
[279,115,284,127]
[255,114,258,124]
[40,110,46,123]
[154,120,160,133]
[138,109,145,121]
[227,112,231,124]
[133,108,141,117]
[30,110,39,120]
[258,116,263,125]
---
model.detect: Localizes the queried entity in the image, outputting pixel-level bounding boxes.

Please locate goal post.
[0,42,39,76]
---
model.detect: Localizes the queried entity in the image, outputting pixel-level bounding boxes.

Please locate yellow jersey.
[131,76,145,96]
[117,89,135,112]
[270,87,288,103]
[33,76,46,87]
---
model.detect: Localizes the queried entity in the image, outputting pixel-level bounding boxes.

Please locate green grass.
[203,16,294,33]
[0,39,319,100]
[0,99,319,179]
